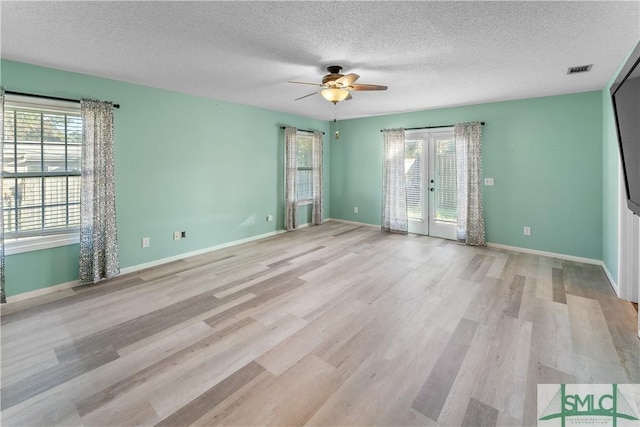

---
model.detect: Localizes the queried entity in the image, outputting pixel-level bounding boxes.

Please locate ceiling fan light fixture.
[321,88,349,104]
[289,66,386,103]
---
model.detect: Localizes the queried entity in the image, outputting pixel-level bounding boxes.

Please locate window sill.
[5,233,80,255]
[297,199,313,206]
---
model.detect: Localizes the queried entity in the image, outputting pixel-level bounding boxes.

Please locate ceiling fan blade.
[288,80,324,87]
[336,73,360,87]
[350,84,388,91]
[294,91,319,101]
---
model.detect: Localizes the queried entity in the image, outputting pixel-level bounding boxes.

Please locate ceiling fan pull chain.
[334,104,340,140]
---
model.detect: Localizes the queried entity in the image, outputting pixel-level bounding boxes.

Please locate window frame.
[3,95,82,254]
[295,132,314,206]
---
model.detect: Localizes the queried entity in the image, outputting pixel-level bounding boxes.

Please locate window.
[296,133,313,204]
[3,98,82,247]
[434,137,457,222]
[405,138,423,220]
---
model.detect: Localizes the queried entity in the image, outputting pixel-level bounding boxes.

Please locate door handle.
[430,188,435,192]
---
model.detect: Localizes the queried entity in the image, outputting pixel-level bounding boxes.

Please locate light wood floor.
[1,222,638,426]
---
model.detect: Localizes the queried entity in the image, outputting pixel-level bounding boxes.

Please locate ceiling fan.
[288,65,388,104]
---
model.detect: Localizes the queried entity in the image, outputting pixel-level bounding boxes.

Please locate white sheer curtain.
[0,87,5,303]
[284,126,298,231]
[79,99,120,284]
[311,130,323,225]
[381,128,408,234]
[455,122,485,245]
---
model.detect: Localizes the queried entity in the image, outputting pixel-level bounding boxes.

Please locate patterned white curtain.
[381,128,408,234]
[79,99,120,284]
[311,130,323,225]
[455,122,485,245]
[0,87,5,303]
[284,126,298,231]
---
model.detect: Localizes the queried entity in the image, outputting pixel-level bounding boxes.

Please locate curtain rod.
[380,122,485,132]
[5,90,120,109]
[279,126,325,135]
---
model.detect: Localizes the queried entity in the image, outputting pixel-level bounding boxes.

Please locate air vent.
[567,64,593,75]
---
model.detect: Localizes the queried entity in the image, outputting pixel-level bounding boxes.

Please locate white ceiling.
[1,1,639,121]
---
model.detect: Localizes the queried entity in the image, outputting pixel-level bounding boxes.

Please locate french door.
[405,128,457,240]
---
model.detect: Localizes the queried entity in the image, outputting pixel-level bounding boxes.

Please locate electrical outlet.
[141,237,150,248]
[173,231,181,241]
[484,177,494,186]
[354,207,359,214]
[524,226,531,236]
[266,214,273,222]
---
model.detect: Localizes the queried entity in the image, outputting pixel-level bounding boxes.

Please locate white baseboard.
[326,218,379,228]
[326,220,609,267]
[4,224,623,305]
[600,262,620,297]
[486,242,621,297]
[328,219,608,265]
[485,242,602,265]
[120,229,286,276]
[5,279,79,304]
[5,229,286,304]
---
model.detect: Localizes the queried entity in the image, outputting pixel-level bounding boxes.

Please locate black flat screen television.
[611,40,640,216]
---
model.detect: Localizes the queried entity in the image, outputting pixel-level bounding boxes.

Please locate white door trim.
[617,161,639,303]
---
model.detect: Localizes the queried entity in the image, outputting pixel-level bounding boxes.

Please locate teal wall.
[1,59,330,297]
[329,92,604,260]
[5,245,80,295]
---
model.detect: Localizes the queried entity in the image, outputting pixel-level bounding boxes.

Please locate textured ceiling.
[1,1,639,121]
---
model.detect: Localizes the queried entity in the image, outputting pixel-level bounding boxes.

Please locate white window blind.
[405,138,423,220]
[434,138,457,222]
[3,102,82,239]
[296,133,313,202]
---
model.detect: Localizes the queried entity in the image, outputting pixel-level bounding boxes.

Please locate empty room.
[1,1,639,426]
